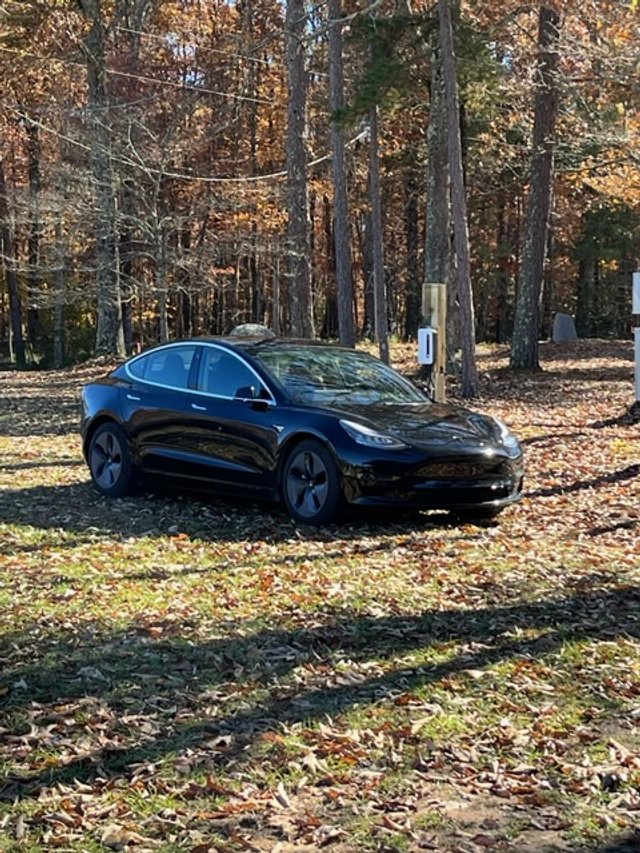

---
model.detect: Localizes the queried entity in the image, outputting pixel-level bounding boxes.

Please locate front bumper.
[342,451,524,511]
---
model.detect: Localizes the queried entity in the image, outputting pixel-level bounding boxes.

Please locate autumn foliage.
[0,0,638,365]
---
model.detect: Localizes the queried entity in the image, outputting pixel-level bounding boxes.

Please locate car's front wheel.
[282,440,343,525]
[88,422,135,498]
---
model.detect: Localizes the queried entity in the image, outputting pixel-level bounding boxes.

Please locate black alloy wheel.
[88,423,135,498]
[283,440,343,525]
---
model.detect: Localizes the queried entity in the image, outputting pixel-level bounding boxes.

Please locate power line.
[2,101,368,186]
[0,45,274,106]
[116,25,277,68]
[113,23,334,81]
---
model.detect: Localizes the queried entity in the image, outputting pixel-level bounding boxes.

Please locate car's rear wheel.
[88,422,135,498]
[282,440,343,525]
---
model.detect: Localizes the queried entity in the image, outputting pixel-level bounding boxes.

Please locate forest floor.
[0,339,639,853]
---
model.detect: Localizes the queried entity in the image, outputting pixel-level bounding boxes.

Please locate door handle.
[126,394,141,401]
[191,403,207,411]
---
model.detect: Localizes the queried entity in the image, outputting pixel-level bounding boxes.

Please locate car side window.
[197,347,268,399]
[128,346,197,390]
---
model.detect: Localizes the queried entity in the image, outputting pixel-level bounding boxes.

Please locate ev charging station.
[633,272,640,406]
[418,282,447,403]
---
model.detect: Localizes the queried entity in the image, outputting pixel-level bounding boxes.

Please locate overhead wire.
[0,2,370,185]
[1,101,368,185]
[0,44,274,106]
[113,23,334,81]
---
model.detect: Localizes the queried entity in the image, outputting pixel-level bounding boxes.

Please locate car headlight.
[340,419,407,450]
[494,418,521,456]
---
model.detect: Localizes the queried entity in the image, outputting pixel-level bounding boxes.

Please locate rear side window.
[127,346,197,390]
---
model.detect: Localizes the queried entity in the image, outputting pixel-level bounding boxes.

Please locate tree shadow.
[521,431,589,447]
[527,464,640,499]
[2,583,639,800]
[587,518,639,537]
[0,460,83,472]
[588,833,640,853]
[0,480,469,546]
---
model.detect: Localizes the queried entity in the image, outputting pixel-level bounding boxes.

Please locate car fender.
[275,426,344,490]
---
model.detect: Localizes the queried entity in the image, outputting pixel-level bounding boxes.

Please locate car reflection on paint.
[80,337,524,525]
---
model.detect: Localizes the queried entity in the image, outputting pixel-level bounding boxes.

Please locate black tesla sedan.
[80,337,524,524]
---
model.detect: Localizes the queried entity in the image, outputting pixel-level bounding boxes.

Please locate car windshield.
[251,345,427,405]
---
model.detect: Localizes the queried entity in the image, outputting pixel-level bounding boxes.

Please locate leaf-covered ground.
[1,340,639,853]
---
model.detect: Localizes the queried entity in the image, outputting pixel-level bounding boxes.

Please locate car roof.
[135,337,354,353]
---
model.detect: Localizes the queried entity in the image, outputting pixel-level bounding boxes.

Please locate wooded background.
[0,0,638,389]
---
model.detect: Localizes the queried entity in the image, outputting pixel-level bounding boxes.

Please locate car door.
[180,345,281,497]
[120,344,198,476]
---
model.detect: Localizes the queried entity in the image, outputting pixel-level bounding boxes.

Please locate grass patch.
[1,341,639,851]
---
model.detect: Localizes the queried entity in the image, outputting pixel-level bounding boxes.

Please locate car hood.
[325,401,502,450]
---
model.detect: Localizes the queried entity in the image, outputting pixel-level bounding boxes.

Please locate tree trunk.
[322,193,338,338]
[356,212,374,338]
[494,187,509,344]
[438,0,478,397]
[156,226,169,342]
[53,211,65,369]
[179,226,193,338]
[328,0,355,347]
[576,257,594,337]
[272,252,281,336]
[510,5,560,371]
[285,0,314,338]
[425,35,451,288]
[25,117,41,356]
[404,173,420,339]
[369,104,389,364]
[79,0,125,357]
[120,176,135,353]
[0,157,25,367]
[243,0,263,326]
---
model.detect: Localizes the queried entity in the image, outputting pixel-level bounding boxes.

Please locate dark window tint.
[128,346,196,390]
[198,347,268,398]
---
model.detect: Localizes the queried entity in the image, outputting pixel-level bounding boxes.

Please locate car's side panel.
[179,395,281,497]
[119,382,192,477]
[115,343,202,478]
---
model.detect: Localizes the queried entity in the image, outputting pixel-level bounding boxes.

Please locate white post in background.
[633,272,640,404]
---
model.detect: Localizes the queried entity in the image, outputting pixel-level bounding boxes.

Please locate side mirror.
[234,385,257,400]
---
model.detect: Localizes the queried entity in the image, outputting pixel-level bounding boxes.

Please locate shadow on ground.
[0,477,481,547]
[1,582,639,802]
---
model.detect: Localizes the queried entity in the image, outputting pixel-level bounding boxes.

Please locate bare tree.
[328,0,355,347]
[510,5,561,371]
[369,103,389,364]
[77,0,125,357]
[438,0,478,397]
[426,16,459,364]
[24,116,41,354]
[0,157,26,367]
[285,0,314,338]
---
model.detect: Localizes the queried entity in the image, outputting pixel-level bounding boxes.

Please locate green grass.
[1,341,639,851]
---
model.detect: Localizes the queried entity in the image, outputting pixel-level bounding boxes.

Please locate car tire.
[88,422,135,498]
[282,440,343,525]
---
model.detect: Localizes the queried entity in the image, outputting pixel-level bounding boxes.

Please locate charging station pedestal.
[419,283,447,402]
